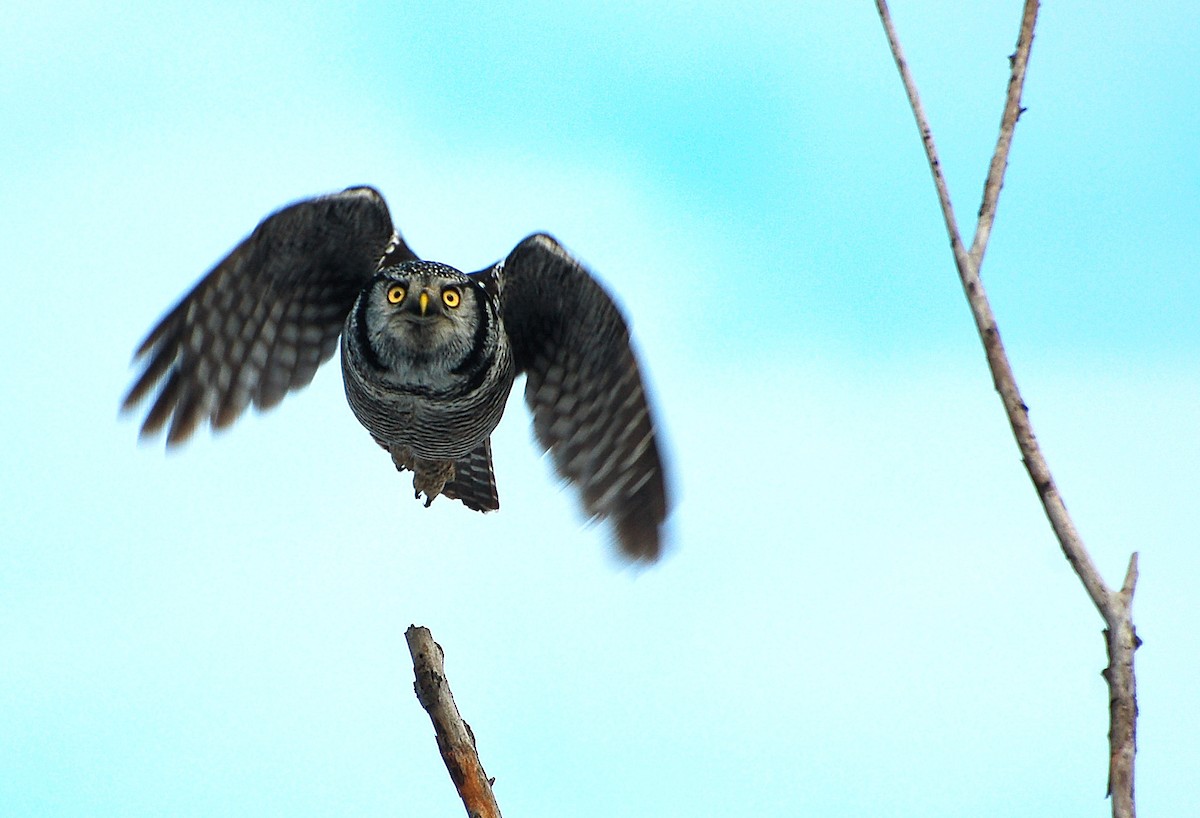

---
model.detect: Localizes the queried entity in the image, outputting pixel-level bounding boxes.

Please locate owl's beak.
[399,288,440,320]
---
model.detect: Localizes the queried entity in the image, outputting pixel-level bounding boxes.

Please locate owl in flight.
[122,187,670,560]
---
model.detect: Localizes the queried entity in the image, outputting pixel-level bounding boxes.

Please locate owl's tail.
[441,438,500,513]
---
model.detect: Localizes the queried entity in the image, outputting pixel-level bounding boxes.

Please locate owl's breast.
[340,331,516,460]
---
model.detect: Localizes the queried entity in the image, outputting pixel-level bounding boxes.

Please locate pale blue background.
[2,2,1197,815]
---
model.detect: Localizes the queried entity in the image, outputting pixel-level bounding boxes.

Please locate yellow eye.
[386,285,405,304]
[442,287,461,309]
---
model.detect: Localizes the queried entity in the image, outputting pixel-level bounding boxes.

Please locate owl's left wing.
[122,186,412,444]
[497,234,670,561]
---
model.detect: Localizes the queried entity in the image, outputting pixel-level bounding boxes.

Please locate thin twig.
[874,0,970,268]
[969,1,1039,269]
[873,2,1139,815]
[406,625,503,818]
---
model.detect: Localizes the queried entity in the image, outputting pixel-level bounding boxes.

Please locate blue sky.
[2,1,1197,815]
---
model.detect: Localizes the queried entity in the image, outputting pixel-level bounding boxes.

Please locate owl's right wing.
[497,234,670,561]
[122,186,414,445]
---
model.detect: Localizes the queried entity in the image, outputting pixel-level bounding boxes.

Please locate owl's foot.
[412,460,456,507]
[389,446,415,473]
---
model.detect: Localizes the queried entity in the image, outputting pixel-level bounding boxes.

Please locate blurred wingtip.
[118,389,140,417]
[613,508,667,564]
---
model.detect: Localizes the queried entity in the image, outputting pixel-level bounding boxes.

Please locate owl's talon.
[411,460,455,509]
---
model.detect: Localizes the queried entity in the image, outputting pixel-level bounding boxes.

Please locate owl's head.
[360,261,488,377]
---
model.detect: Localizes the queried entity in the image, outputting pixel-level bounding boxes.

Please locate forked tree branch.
[406,625,503,818]
[873,2,1139,816]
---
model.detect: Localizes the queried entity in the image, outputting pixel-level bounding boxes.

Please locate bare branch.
[406,625,503,818]
[970,0,1039,268]
[1105,554,1140,815]
[873,2,1139,815]
[874,0,971,267]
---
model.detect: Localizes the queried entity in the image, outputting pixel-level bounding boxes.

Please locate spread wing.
[122,186,414,445]
[497,234,670,560]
